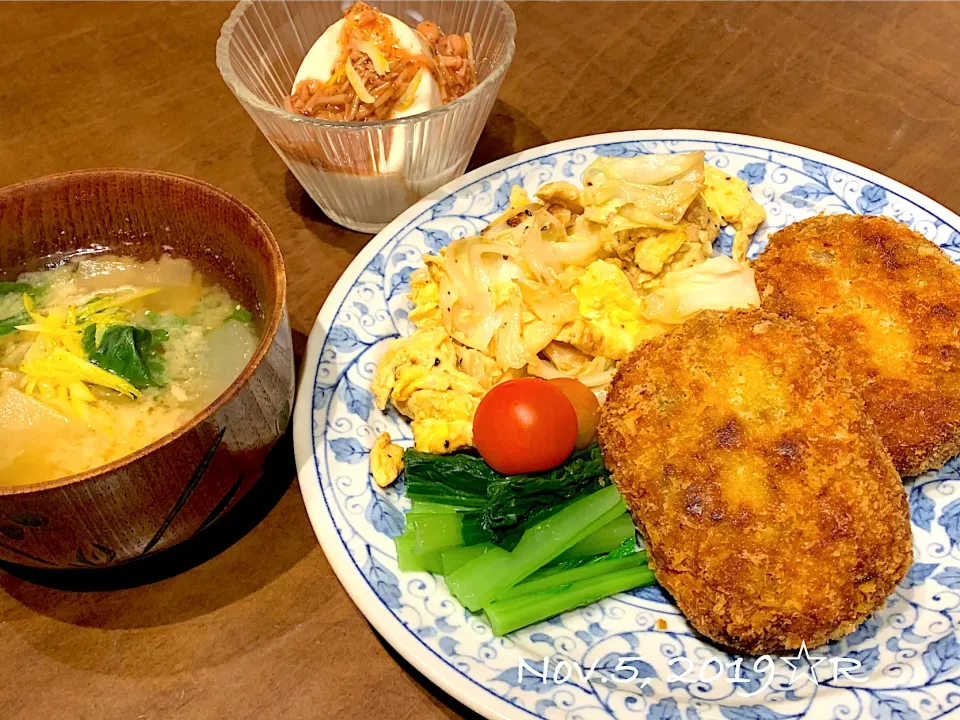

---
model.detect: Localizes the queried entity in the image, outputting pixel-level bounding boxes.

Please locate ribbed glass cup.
[217,0,516,232]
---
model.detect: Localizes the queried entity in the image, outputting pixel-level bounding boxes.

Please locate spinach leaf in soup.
[0,312,29,337]
[144,310,189,331]
[229,306,253,324]
[82,325,169,389]
[0,282,46,298]
[0,283,33,296]
[0,285,41,336]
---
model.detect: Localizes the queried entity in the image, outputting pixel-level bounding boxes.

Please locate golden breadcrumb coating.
[599,310,912,654]
[754,214,960,476]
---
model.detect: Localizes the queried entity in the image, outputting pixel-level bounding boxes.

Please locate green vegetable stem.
[553,512,635,561]
[498,551,648,601]
[445,484,627,611]
[484,564,656,636]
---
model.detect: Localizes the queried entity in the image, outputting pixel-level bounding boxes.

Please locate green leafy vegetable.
[484,563,656,636]
[407,512,464,555]
[445,484,627,611]
[0,282,33,296]
[395,534,446,574]
[403,449,491,507]
[229,306,253,324]
[404,444,610,542]
[498,551,648,602]
[145,310,188,329]
[552,512,635,561]
[538,537,641,576]
[483,445,609,533]
[396,445,653,634]
[82,324,169,389]
[408,499,474,514]
[0,282,45,297]
[401,505,518,552]
[440,543,496,575]
[0,287,40,337]
[0,312,28,337]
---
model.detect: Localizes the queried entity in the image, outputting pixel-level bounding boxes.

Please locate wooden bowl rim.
[0,168,287,496]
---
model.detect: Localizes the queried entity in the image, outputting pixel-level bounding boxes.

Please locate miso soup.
[0,253,258,485]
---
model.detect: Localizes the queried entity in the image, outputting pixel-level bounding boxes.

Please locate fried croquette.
[754,214,960,476]
[598,310,912,654]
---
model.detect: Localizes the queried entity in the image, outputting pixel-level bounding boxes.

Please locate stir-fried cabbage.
[375,152,768,454]
[643,255,761,325]
[429,153,761,380]
[437,205,602,370]
[527,354,616,388]
[515,278,579,326]
[519,221,601,281]
[582,152,705,230]
[438,236,520,354]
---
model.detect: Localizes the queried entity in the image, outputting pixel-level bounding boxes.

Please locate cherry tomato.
[548,378,600,450]
[473,378,577,474]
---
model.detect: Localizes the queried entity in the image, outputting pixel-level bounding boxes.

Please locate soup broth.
[0,253,258,485]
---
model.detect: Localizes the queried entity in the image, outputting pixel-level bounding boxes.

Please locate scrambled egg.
[407,259,443,328]
[634,226,690,275]
[703,166,766,262]
[455,344,519,390]
[370,432,404,487]
[370,327,484,454]
[604,197,719,288]
[369,154,766,474]
[566,261,666,359]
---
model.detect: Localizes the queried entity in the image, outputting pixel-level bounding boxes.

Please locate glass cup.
[217,0,516,233]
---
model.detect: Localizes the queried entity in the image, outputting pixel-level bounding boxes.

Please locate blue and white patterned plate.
[292,131,960,720]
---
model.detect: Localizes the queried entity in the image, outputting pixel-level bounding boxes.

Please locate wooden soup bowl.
[0,170,295,569]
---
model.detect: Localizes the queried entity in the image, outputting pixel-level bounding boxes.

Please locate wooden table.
[1,2,958,717]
